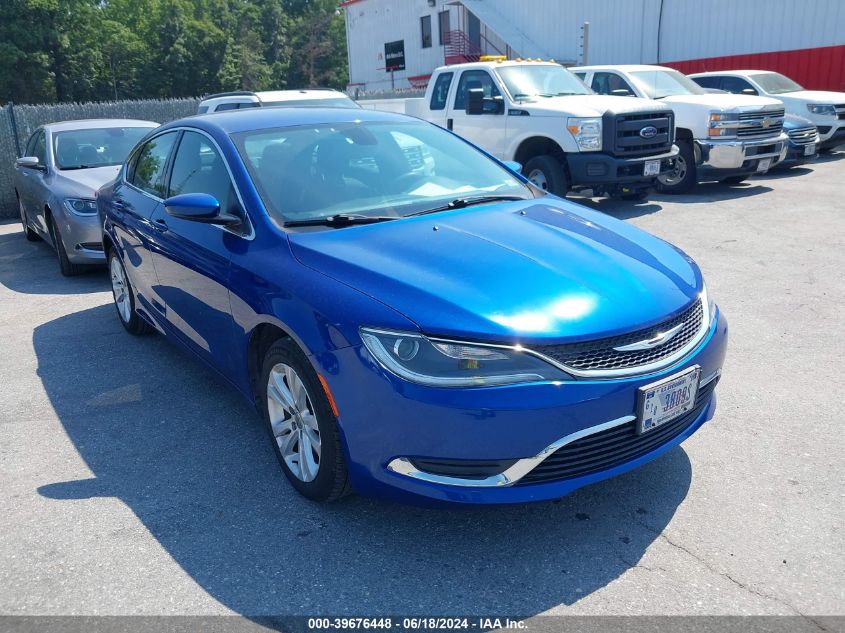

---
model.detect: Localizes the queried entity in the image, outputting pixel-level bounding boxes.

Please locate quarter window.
[454,70,501,110]
[128,132,178,197]
[429,72,454,111]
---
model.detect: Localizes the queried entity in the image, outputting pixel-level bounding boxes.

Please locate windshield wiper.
[408,195,529,218]
[284,214,398,228]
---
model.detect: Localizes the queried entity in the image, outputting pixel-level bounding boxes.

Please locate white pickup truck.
[572,65,788,193]
[358,59,679,200]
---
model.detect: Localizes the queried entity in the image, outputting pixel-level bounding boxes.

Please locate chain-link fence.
[0,98,199,219]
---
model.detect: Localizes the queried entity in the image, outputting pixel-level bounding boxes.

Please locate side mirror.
[610,88,633,97]
[16,156,43,170]
[466,88,485,115]
[503,160,522,174]
[164,193,240,226]
[741,88,758,96]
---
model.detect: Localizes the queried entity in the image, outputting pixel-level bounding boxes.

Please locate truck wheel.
[656,140,696,194]
[524,155,569,197]
[721,175,748,185]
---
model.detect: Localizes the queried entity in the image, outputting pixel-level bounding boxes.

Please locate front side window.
[429,72,453,111]
[420,15,432,48]
[497,65,592,100]
[233,120,531,225]
[53,127,152,170]
[628,69,706,99]
[454,70,501,110]
[168,131,236,213]
[750,72,803,94]
[128,132,178,197]
[26,130,46,164]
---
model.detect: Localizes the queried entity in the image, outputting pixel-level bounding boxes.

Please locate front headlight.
[806,104,836,116]
[63,198,98,215]
[360,328,570,387]
[700,282,716,325]
[708,112,740,137]
[567,117,602,151]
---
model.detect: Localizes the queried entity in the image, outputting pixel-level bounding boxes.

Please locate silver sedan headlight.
[63,198,98,216]
[360,328,570,387]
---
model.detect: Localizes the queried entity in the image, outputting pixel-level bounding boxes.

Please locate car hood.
[288,199,701,344]
[56,165,121,197]
[661,93,783,111]
[775,90,845,104]
[519,94,669,117]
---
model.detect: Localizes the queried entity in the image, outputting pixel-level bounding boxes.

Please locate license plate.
[637,366,700,435]
[756,157,772,172]
[644,160,661,176]
[805,143,815,156]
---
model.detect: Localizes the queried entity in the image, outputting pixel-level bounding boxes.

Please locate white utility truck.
[358,58,679,200]
[572,65,788,192]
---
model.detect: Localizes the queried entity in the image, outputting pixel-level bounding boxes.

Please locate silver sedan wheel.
[658,154,687,186]
[110,257,131,324]
[527,168,549,191]
[267,363,321,482]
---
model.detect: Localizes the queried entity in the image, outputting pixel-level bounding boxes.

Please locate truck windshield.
[497,65,592,99]
[629,69,707,99]
[750,72,803,94]
[233,120,531,225]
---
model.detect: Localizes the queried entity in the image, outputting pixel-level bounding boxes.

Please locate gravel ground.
[0,152,843,622]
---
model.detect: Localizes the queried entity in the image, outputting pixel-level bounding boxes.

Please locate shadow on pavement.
[34,304,695,616]
[0,225,107,294]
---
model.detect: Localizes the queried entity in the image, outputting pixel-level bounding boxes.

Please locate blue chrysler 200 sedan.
[98,107,728,505]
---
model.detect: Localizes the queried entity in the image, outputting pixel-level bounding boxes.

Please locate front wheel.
[656,140,697,194]
[19,198,39,242]
[524,155,569,197]
[50,216,85,276]
[108,250,151,335]
[262,339,351,502]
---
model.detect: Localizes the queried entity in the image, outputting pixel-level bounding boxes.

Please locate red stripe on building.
[664,44,845,92]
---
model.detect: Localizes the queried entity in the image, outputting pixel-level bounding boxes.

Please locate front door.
[447,69,507,157]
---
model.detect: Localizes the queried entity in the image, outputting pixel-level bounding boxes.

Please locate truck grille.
[787,126,819,145]
[529,298,705,376]
[736,109,784,138]
[516,376,718,485]
[610,111,674,157]
[836,104,845,120]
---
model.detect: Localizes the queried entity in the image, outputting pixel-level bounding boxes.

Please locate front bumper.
[56,209,106,264]
[566,146,679,192]
[322,307,728,505]
[698,133,788,174]
[777,140,818,167]
[818,124,845,149]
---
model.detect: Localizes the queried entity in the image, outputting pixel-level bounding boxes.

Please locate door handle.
[112,200,126,210]
[447,118,454,131]
[153,218,168,232]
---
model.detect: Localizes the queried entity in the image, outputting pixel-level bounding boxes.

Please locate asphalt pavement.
[0,153,843,622]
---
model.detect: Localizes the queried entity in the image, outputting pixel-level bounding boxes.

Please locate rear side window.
[721,76,757,95]
[454,70,500,110]
[591,72,634,96]
[429,72,454,111]
[691,76,721,90]
[128,131,178,197]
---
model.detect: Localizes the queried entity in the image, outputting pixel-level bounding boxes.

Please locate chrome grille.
[530,298,705,376]
[736,108,784,138]
[787,126,819,145]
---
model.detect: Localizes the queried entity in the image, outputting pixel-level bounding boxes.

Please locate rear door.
[446,69,507,157]
[148,129,246,372]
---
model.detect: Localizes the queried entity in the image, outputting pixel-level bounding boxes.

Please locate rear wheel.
[49,215,85,276]
[108,250,151,335]
[524,154,569,197]
[262,338,351,502]
[18,197,39,242]
[656,140,696,194]
[721,175,749,185]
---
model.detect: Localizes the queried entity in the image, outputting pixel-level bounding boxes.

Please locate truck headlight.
[806,104,836,116]
[708,112,740,137]
[63,198,98,215]
[567,118,602,151]
[360,328,570,387]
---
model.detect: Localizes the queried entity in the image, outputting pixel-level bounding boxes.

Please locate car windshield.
[497,65,592,99]
[263,97,360,109]
[750,72,804,94]
[629,69,707,99]
[53,127,152,170]
[233,120,531,224]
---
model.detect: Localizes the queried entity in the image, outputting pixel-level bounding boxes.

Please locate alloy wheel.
[110,257,131,323]
[267,363,322,482]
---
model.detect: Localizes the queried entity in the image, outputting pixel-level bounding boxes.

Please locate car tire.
[49,215,85,277]
[261,338,351,502]
[18,197,39,242]
[721,175,749,185]
[656,140,696,194]
[524,155,569,197]
[108,250,152,335]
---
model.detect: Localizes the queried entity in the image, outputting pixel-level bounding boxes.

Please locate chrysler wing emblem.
[613,322,685,352]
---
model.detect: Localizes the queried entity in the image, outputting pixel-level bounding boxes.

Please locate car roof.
[164,106,414,135]
[43,119,159,133]
[689,70,775,77]
[570,64,675,72]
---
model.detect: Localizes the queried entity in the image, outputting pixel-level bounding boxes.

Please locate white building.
[342,0,845,94]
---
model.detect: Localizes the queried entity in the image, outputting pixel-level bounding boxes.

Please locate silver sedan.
[14,119,158,276]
